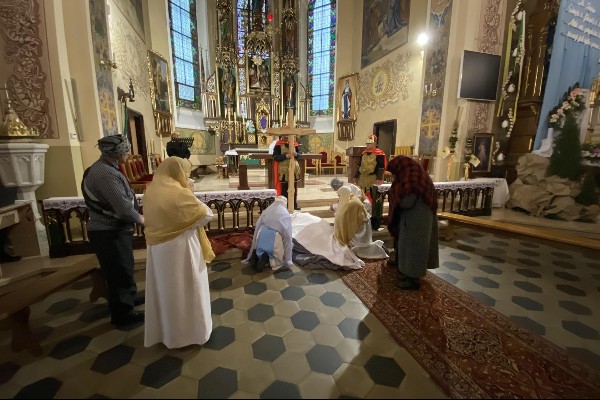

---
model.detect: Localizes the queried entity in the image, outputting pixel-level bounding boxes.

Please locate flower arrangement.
[547,83,586,129]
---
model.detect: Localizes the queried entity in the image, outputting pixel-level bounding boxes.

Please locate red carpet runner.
[338,261,600,398]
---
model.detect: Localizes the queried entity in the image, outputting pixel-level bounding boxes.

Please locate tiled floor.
[1,170,599,398]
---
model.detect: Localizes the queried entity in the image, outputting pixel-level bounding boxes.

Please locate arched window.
[168,0,201,110]
[308,0,336,116]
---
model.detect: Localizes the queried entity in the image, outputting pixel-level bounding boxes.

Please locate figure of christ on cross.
[267,109,316,213]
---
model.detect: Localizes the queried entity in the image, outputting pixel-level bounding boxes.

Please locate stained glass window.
[169,0,201,110]
[237,0,250,63]
[308,0,336,116]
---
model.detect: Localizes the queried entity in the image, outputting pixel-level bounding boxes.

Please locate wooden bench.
[438,212,600,250]
[0,255,106,356]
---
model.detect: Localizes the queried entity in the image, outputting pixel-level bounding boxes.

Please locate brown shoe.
[398,277,420,290]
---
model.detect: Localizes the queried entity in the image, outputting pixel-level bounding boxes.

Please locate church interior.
[1,0,600,398]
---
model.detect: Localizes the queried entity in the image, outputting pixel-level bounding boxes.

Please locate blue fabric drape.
[534,0,600,150]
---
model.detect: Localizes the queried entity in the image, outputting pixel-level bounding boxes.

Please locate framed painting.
[472,133,494,174]
[147,50,172,116]
[361,0,410,69]
[337,73,358,121]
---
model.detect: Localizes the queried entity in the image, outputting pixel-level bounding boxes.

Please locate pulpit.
[249,153,322,189]
[346,146,366,182]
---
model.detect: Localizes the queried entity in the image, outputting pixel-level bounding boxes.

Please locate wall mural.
[419,0,453,156]
[109,0,149,100]
[90,0,118,136]
[176,127,216,155]
[112,0,144,39]
[0,0,55,138]
[358,51,414,111]
[298,132,334,154]
[361,0,411,69]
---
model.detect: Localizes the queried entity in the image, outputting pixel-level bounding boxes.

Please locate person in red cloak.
[353,134,387,229]
[273,136,302,210]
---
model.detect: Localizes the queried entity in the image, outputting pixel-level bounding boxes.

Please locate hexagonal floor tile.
[558,301,592,315]
[518,249,540,257]
[0,361,20,385]
[49,335,92,360]
[553,260,577,269]
[248,304,275,323]
[457,244,476,252]
[306,344,343,374]
[210,261,232,272]
[478,265,502,275]
[46,298,81,315]
[210,277,233,290]
[204,326,236,350]
[307,273,329,284]
[550,251,573,259]
[338,318,370,340]
[320,292,346,308]
[472,277,499,289]
[490,240,509,247]
[140,355,183,389]
[483,255,505,264]
[556,284,586,297]
[252,334,286,361]
[15,377,62,399]
[512,296,544,311]
[244,281,268,295]
[516,269,541,279]
[291,310,320,331]
[566,347,600,367]
[554,271,580,282]
[91,345,135,374]
[364,355,406,387]
[562,321,599,340]
[211,298,234,315]
[514,281,542,293]
[273,268,294,279]
[510,316,545,336]
[466,291,496,307]
[197,367,238,398]
[281,286,305,301]
[241,265,258,275]
[442,261,465,271]
[79,304,110,323]
[435,273,458,285]
[261,380,301,398]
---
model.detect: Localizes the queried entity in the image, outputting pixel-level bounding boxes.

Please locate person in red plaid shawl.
[386,155,439,290]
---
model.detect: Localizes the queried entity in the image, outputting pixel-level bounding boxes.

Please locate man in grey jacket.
[82,135,145,327]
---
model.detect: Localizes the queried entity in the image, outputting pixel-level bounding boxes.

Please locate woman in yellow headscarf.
[334,186,388,260]
[142,157,215,348]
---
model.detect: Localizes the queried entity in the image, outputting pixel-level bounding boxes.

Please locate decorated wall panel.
[0,0,56,138]
[176,127,216,155]
[358,52,414,111]
[298,132,334,154]
[90,0,118,136]
[418,0,453,155]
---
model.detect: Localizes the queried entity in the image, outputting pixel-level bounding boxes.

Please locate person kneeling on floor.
[243,196,293,272]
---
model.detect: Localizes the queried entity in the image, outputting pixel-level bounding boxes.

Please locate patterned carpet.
[338,261,600,399]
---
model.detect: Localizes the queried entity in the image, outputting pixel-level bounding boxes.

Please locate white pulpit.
[0,141,49,255]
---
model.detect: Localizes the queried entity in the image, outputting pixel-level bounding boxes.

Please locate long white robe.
[144,205,213,348]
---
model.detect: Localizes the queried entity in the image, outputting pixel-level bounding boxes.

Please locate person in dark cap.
[81,134,145,327]
[166,132,191,159]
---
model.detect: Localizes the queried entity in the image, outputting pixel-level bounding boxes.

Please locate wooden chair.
[305,157,320,175]
[333,152,347,175]
[394,145,414,156]
[319,150,336,174]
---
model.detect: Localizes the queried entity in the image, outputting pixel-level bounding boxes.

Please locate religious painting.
[147,50,172,115]
[176,127,215,155]
[361,0,410,68]
[247,57,271,92]
[472,133,494,174]
[113,0,145,39]
[337,73,358,121]
[218,67,236,116]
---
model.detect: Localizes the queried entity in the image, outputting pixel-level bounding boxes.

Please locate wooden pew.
[0,255,106,356]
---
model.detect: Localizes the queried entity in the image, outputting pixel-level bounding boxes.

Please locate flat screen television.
[458,50,501,101]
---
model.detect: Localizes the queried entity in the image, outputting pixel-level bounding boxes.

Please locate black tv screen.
[458,50,501,101]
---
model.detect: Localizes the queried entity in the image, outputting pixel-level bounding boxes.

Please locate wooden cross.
[267,109,316,212]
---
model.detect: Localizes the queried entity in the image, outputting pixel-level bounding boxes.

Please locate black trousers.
[280,181,299,209]
[88,229,137,319]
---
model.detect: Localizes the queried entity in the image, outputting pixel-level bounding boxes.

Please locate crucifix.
[267,108,316,213]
